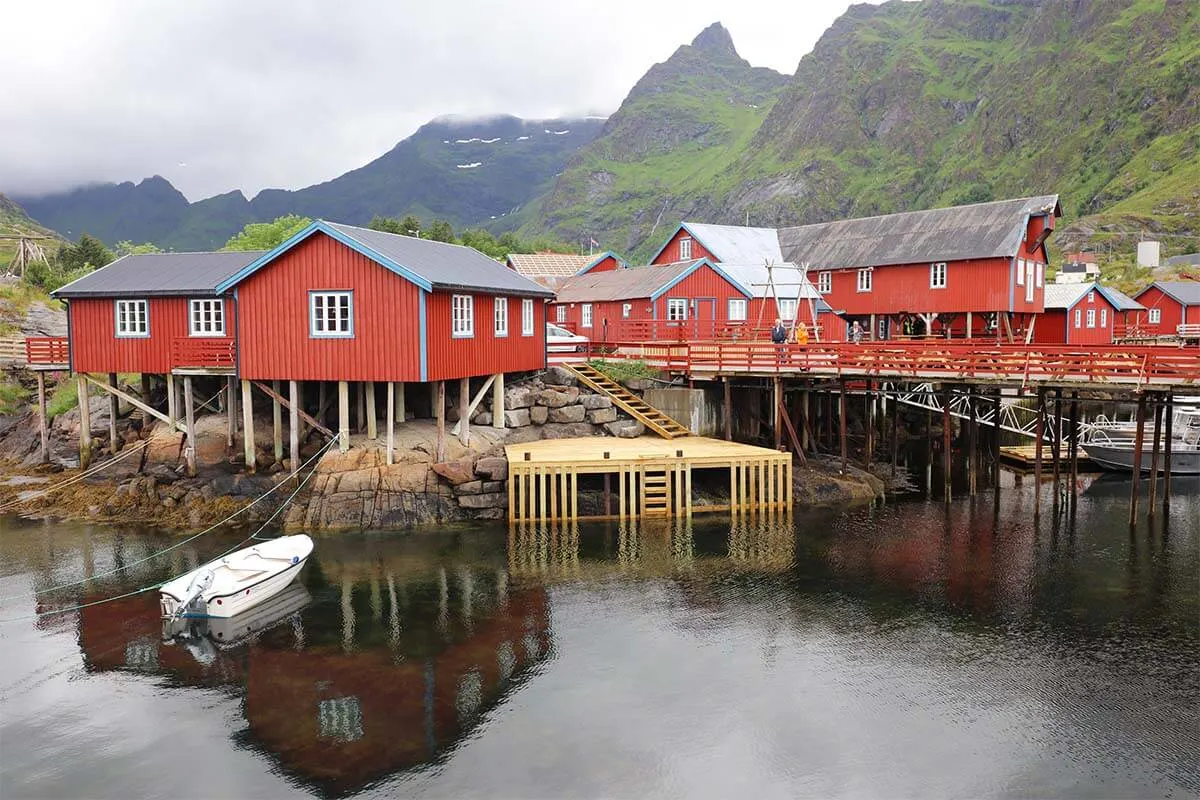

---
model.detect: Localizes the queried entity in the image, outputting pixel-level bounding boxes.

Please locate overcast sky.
[2,0,877,202]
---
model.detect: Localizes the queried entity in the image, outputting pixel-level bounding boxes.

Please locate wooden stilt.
[839,379,848,474]
[966,310,973,339]
[1148,396,1163,517]
[1034,388,1045,515]
[863,381,874,468]
[140,373,151,416]
[603,472,612,516]
[226,376,237,448]
[801,390,810,452]
[1068,391,1079,504]
[773,377,782,450]
[492,373,504,429]
[395,381,406,427]
[1162,394,1173,512]
[723,377,733,441]
[337,380,349,453]
[36,371,49,463]
[291,380,304,465]
[317,382,328,430]
[925,406,933,499]
[1051,389,1062,486]
[241,379,256,473]
[107,372,119,455]
[435,381,446,462]
[459,377,470,446]
[182,375,196,477]
[386,382,395,466]
[355,382,365,434]
[507,464,516,522]
[943,385,952,504]
[992,390,1002,490]
[1130,394,1147,525]
[365,381,377,440]
[166,373,177,427]
[890,385,900,477]
[272,380,283,464]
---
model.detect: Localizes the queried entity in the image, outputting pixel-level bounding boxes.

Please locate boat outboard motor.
[173,568,214,619]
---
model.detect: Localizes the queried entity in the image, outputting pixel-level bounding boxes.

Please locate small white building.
[1055,261,1101,284]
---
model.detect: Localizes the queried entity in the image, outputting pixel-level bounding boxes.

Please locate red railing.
[25,337,69,365]
[584,341,1200,388]
[171,337,236,368]
[571,319,828,343]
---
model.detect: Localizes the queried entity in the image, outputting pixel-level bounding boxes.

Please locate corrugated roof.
[54,251,268,298]
[777,195,1062,269]
[507,252,594,277]
[679,223,783,264]
[718,263,821,300]
[1103,286,1144,311]
[1151,280,1200,306]
[1044,282,1144,311]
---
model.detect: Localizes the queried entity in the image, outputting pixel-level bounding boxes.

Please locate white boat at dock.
[1081,409,1200,475]
[159,535,313,619]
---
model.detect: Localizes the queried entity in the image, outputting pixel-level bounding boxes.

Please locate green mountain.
[15,115,606,250]
[0,194,64,271]
[527,2,1200,261]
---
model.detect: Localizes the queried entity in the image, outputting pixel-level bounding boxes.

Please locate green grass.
[0,377,28,415]
[587,359,661,383]
[46,378,77,418]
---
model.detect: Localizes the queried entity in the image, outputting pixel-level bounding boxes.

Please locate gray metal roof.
[1148,280,1200,306]
[556,261,702,303]
[718,263,821,300]
[321,222,554,297]
[53,251,268,298]
[777,195,1062,269]
[1103,286,1144,311]
[1043,282,1144,311]
[680,223,783,264]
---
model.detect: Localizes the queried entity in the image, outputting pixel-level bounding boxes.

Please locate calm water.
[1,476,1198,799]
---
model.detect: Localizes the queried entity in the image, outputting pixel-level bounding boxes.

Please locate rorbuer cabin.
[1131,281,1200,338]
[53,220,554,473]
[1034,283,1143,345]
[549,258,752,341]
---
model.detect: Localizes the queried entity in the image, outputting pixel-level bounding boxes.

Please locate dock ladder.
[641,470,669,516]
[563,363,690,440]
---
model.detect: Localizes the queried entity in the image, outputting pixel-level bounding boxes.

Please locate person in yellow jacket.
[795,321,810,345]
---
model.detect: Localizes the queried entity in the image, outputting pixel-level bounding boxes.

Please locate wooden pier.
[506,436,792,523]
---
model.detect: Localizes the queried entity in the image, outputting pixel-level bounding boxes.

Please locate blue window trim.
[308,290,355,339]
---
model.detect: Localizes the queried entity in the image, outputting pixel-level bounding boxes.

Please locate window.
[556,305,567,324]
[777,298,798,321]
[1086,308,1096,328]
[678,237,692,260]
[521,298,534,336]
[1075,309,1082,328]
[188,298,225,337]
[310,291,353,338]
[318,697,363,742]
[115,299,149,337]
[1100,308,1107,328]
[1025,262,1035,302]
[1149,308,1162,324]
[1016,258,1025,286]
[930,262,947,289]
[1035,263,1044,288]
[451,294,474,338]
[728,298,747,321]
[666,298,687,321]
[1087,290,1095,303]
[621,303,632,319]
[494,297,508,337]
[581,303,593,328]
[817,271,832,294]
[856,269,872,292]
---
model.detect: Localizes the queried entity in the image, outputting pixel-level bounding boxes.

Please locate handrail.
[24,336,69,365]
[171,337,236,368]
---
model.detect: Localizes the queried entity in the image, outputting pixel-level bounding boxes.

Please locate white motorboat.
[162,583,312,655]
[159,534,313,619]
[1081,410,1200,475]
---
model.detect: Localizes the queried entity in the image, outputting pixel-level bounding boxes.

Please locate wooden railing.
[23,337,69,365]
[171,337,236,368]
[570,319,826,343]
[585,341,1200,388]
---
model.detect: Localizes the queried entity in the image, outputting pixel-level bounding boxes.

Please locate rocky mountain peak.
[690,22,739,59]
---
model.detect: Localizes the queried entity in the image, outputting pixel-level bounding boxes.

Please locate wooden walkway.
[505,436,791,523]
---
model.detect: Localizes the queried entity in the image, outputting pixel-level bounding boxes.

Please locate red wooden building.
[504,251,624,290]
[1131,281,1200,336]
[550,259,752,340]
[1034,283,1142,345]
[649,223,781,266]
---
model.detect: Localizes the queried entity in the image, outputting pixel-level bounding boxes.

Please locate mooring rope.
[0,433,340,606]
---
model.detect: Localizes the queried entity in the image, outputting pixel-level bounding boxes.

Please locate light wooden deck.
[505,435,792,523]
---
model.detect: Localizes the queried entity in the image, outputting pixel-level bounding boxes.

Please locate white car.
[546,323,589,353]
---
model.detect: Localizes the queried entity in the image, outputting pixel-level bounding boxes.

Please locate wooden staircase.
[563,363,690,439]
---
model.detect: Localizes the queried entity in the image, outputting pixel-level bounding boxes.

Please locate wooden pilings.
[365,381,377,440]
[272,379,283,464]
[1068,391,1079,507]
[723,377,732,441]
[182,375,196,477]
[1162,394,1173,512]
[458,377,470,447]
[107,372,119,455]
[492,374,504,430]
[386,382,396,466]
[1033,388,1045,516]
[241,379,256,473]
[36,371,48,463]
[1129,393,1147,526]
[1148,395,1163,517]
[839,378,848,474]
[290,380,302,467]
[942,385,952,503]
[337,380,349,453]
[435,381,446,462]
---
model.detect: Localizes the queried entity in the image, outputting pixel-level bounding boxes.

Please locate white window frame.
[1016,258,1025,286]
[666,298,688,322]
[930,262,947,289]
[1035,263,1044,288]
[556,304,567,324]
[451,294,474,338]
[1025,261,1035,302]
[188,298,225,337]
[678,237,692,261]
[1100,308,1107,328]
[1086,308,1096,328]
[1087,290,1095,303]
[1148,308,1161,324]
[521,298,534,336]
[494,297,508,337]
[309,291,354,338]
[621,303,632,319]
[1074,308,1082,328]
[777,298,798,322]
[728,298,747,321]
[114,299,149,338]
[817,271,832,294]
[580,303,593,328]
[856,269,872,293]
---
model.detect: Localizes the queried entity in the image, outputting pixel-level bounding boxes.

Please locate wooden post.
[435,381,446,462]
[992,390,1002,490]
[226,376,237,448]
[36,371,49,463]
[272,380,283,464]
[925,405,933,500]
[291,380,305,465]
[241,379,256,473]
[1068,391,1079,504]
[839,379,848,474]
[800,390,810,452]
[317,382,328,430]
[386,382,395,466]
[723,377,732,441]
[354,382,364,434]
[140,373,152,415]
[1051,389,1063,486]
[1034,388,1045,515]
[773,377,782,451]
[1130,394,1147,525]
[1162,394,1173,512]
[863,381,874,468]
[966,310,973,340]
[492,373,504,429]
[395,381,406,427]
[890,385,900,477]
[337,380,349,454]
[107,372,119,455]
[1148,395,1163,517]
[459,377,470,446]
[183,375,196,477]
[365,381,377,440]
[75,375,92,468]
[966,386,976,496]
[166,373,177,428]
[942,385,952,503]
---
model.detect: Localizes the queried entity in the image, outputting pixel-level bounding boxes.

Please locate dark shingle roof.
[216,221,553,298]
[53,251,268,298]
[777,195,1062,269]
